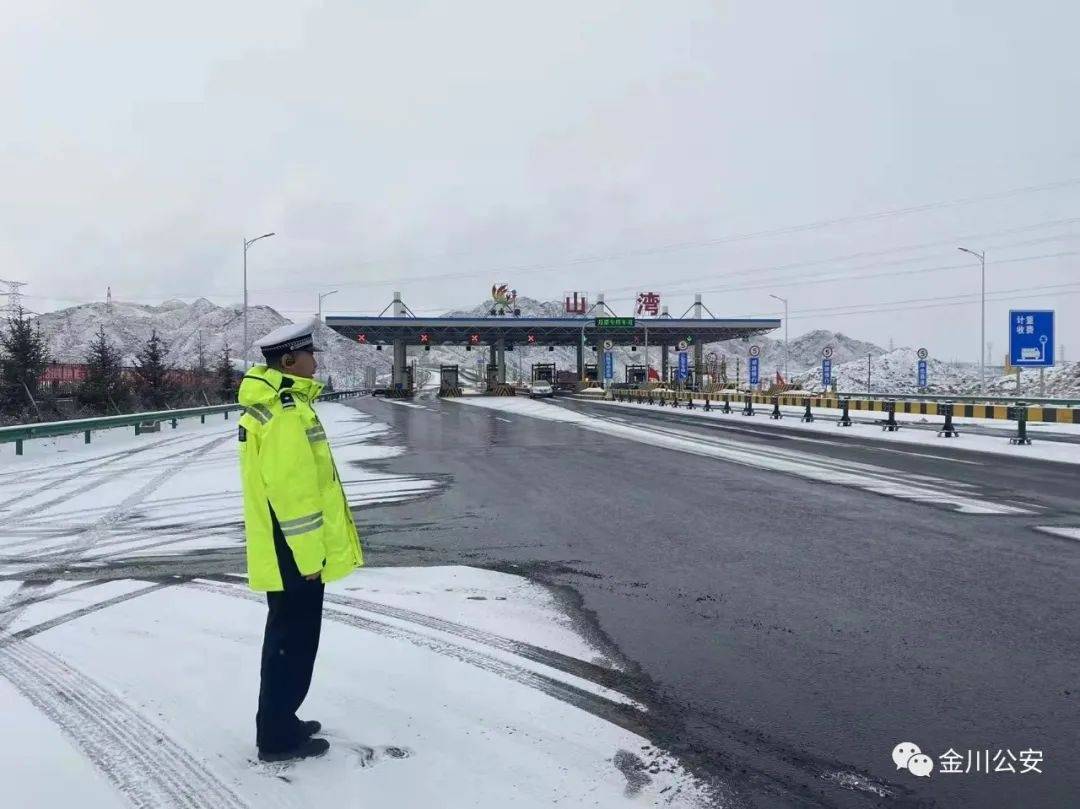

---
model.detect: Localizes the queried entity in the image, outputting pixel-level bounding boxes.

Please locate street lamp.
[242,232,275,368]
[317,289,339,318]
[769,294,789,381]
[958,247,986,393]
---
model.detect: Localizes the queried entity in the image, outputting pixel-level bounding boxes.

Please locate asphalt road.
[347,393,1080,809]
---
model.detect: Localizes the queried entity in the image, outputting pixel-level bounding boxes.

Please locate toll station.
[324,293,779,395]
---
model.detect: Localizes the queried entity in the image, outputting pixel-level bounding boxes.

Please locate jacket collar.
[252,366,324,401]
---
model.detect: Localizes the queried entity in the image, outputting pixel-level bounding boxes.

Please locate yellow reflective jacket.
[237,366,363,591]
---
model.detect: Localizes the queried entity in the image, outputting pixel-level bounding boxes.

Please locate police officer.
[237,318,364,762]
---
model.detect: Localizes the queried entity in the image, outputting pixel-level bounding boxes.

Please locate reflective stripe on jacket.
[237,365,363,591]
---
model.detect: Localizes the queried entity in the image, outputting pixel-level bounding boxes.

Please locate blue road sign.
[1009,310,1055,367]
[917,359,927,387]
[822,358,831,388]
[749,356,760,386]
[603,352,614,380]
[677,351,688,381]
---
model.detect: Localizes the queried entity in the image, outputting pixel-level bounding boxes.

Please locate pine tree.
[324,374,335,392]
[0,306,51,418]
[79,326,129,414]
[189,332,210,405]
[133,330,173,410]
[215,344,237,402]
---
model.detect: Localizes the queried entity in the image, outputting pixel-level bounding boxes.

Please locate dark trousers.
[256,508,325,753]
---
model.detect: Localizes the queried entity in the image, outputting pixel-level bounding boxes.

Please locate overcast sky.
[4,0,1078,361]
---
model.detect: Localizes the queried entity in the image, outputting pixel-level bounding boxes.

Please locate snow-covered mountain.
[443,295,571,319]
[27,296,1077,398]
[32,299,388,388]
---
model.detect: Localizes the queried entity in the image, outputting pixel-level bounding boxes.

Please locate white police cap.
[255,317,323,356]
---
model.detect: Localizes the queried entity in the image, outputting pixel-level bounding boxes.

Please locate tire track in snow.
[0,431,204,489]
[0,433,230,632]
[189,579,650,736]
[0,637,248,809]
[205,574,629,695]
[2,431,230,527]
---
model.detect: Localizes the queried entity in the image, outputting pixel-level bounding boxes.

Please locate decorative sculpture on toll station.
[490,284,520,316]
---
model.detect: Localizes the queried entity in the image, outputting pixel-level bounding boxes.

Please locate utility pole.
[769,294,789,380]
[243,232,275,368]
[958,247,986,393]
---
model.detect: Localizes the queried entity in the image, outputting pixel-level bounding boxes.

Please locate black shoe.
[299,719,322,737]
[258,737,330,763]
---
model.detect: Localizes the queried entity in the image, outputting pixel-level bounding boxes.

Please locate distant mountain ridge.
[29,296,1074,396]
[32,299,385,388]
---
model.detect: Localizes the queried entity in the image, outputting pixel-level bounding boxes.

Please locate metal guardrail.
[634,386,1079,408]
[832,391,1080,407]
[607,388,1080,444]
[1,389,366,455]
[610,389,1080,424]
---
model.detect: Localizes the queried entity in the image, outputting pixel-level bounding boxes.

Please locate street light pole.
[317,289,339,318]
[242,232,275,368]
[769,294,789,381]
[958,247,986,393]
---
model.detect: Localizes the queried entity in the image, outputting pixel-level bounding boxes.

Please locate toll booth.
[625,364,648,385]
[584,363,598,383]
[389,366,414,397]
[486,364,499,389]
[531,362,556,382]
[439,364,462,397]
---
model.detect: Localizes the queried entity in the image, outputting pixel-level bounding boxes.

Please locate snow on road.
[0,403,710,808]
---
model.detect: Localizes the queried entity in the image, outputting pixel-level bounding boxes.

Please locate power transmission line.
[743,283,1080,322]
[243,176,1080,295]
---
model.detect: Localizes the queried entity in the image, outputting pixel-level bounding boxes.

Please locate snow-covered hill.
[32,299,389,388]
[792,347,979,395]
[443,295,571,319]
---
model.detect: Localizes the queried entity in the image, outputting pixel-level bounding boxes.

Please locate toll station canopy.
[323,315,780,347]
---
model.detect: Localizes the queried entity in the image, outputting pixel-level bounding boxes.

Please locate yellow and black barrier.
[611,389,1080,424]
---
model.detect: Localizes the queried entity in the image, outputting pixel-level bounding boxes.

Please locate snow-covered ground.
[0,404,712,808]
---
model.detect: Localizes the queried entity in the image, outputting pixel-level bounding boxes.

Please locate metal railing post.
[1010,403,1031,445]
[883,400,899,432]
[839,398,852,427]
[802,401,814,422]
[770,396,782,420]
[742,393,754,416]
[938,402,959,438]
[722,394,732,414]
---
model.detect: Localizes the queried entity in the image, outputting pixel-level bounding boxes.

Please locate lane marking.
[449,398,1029,516]
[496,417,512,423]
[1035,526,1080,542]
[382,399,426,409]
[582,402,985,465]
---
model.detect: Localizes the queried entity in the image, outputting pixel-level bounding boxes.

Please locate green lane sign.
[594,317,636,329]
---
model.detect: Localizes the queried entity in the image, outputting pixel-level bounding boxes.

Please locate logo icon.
[893,742,934,778]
